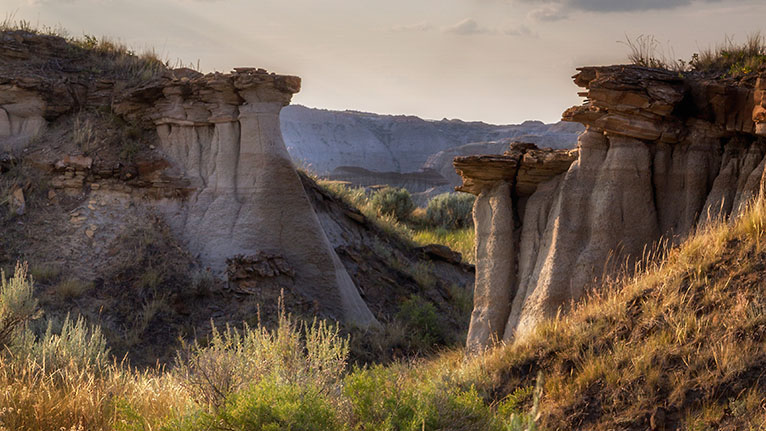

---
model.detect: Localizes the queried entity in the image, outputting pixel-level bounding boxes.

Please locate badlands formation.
[459,65,766,351]
[0,30,385,329]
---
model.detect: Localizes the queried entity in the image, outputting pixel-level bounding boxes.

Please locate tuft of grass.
[53,278,92,301]
[691,32,766,76]
[28,264,61,285]
[73,114,96,155]
[624,32,766,76]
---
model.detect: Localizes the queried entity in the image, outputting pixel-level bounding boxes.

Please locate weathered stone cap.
[454,142,577,195]
[566,64,761,139]
[113,68,301,125]
[563,65,686,142]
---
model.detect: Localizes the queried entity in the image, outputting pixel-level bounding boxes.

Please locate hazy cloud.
[504,25,533,36]
[527,6,568,21]
[567,0,697,12]
[392,22,433,32]
[444,18,494,35]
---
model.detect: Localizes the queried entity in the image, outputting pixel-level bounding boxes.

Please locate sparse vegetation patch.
[624,32,766,77]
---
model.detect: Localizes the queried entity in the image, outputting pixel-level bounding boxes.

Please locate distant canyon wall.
[459,65,766,351]
[280,105,583,189]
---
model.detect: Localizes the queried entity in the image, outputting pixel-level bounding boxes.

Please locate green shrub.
[174,311,349,410]
[344,367,503,431]
[168,378,342,431]
[396,295,445,347]
[29,314,110,374]
[214,379,342,431]
[426,193,475,229]
[0,262,40,348]
[370,187,415,222]
[344,366,435,431]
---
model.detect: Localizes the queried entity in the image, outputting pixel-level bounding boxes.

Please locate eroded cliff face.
[0,30,377,328]
[142,72,378,328]
[458,65,766,351]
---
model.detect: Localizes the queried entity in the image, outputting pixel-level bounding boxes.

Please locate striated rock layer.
[0,31,377,328]
[143,71,378,328]
[459,65,766,350]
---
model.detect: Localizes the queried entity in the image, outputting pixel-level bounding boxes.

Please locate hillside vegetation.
[3,196,766,430]
[316,179,476,264]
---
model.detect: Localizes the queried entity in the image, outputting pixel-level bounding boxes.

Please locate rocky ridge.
[459,65,766,351]
[280,104,583,192]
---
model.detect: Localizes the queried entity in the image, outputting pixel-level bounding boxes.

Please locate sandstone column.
[235,89,378,328]
[466,181,515,352]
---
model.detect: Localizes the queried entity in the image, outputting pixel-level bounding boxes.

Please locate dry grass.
[7,191,764,429]
[460,198,766,429]
[0,356,190,431]
[624,32,766,76]
[0,15,169,84]
[52,278,92,301]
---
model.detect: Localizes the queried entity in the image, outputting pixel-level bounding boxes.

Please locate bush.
[426,193,475,229]
[344,366,504,431]
[186,378,343,431]
[344,366,433,431]
[370,187,415,222]
[0,262,39,348]
[174,311,349,410]
[396,295,445,347]
[21,314,110,374]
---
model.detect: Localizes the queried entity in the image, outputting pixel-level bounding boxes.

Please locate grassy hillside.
[470,198,766,430]
[2,199,766,430]
[315,179,476,264]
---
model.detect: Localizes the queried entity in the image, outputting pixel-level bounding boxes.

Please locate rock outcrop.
[0,30,377,328]
[459,65,766,351]
[140,71,377,328]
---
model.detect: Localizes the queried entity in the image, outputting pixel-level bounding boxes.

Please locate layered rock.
[459,65,766,350]
[133,70,376,328]
[454,143,577,350]
[0,30,378,328]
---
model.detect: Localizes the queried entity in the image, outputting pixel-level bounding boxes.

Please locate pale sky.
[2,0,765,123]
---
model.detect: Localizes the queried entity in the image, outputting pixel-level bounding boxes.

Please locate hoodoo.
[134,71,379,328]
[459,65,766,351]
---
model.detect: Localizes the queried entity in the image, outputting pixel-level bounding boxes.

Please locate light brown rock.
[459,66,766,350]
[149,70,378,328]
[466,181,515,352]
